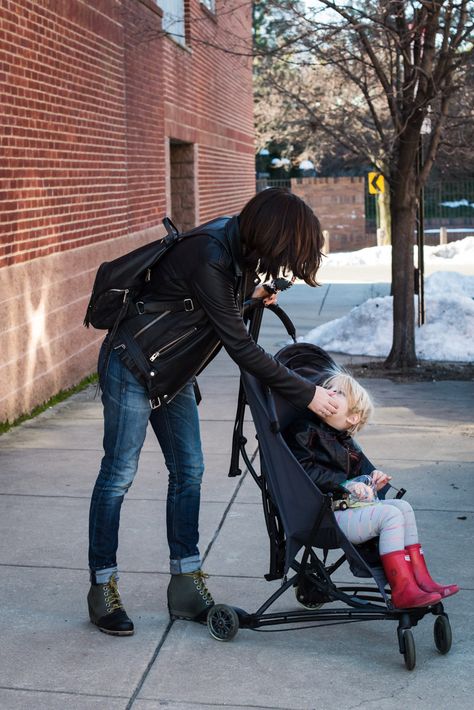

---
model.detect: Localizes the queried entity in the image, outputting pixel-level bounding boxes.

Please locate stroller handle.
[229,300,297,478]
[242,299,297,343]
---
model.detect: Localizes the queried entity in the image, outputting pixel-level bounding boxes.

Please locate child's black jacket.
[283,414,375,498]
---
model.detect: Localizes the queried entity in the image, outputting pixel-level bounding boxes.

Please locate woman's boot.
[406,543,459,599]
[381,550,442,609]
[167,569,214,621]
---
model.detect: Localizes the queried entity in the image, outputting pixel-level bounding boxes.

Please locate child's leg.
[380,499,419,547]
[334,503,442,608]
[334,504,406,554]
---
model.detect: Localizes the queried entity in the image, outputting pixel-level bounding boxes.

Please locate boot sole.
[169,609,209,624]
[90,620,134,636]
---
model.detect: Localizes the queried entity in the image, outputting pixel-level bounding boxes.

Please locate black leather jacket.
[284,414,375,498]
[113,215,315,408]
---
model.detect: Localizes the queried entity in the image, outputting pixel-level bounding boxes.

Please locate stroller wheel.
[402,629,416,670]
[434,615,452,655]
[295,586,324,610]
[207,604,239,642]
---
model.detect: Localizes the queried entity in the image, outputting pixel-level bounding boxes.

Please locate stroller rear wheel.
[294,586,324,609]
[434,614,452,655]
[207,604,239,642]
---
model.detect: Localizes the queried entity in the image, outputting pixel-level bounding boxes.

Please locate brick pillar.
[292,177,371,251]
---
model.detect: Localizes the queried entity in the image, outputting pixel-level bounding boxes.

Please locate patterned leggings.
[334,499,419,555]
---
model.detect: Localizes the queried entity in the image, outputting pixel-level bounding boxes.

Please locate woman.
[87,188,339,636]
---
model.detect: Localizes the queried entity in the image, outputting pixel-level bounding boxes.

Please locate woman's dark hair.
[239,187,324,286]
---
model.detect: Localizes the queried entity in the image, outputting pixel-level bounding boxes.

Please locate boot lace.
[191,570,214,607]
[103,574,124,614]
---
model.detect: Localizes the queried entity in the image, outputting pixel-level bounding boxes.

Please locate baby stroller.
[206,300,453,670]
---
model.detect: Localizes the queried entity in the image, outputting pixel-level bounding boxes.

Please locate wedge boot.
[406,543,459,599]
[167,570,214,621]
[87,572,134,636]
[381,550,442,609]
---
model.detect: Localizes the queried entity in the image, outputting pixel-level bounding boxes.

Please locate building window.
[156,1,185,45]
[201,1,216,13]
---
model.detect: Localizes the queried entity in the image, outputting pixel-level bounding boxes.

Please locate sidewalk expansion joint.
[125,447,257,709]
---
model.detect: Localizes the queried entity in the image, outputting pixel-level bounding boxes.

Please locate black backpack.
[83,217,181,333]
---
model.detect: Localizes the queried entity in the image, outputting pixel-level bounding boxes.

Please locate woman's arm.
[191,254,318,409]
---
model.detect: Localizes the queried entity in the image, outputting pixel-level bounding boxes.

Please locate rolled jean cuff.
[90,566,118,584]
[170,555,201,575]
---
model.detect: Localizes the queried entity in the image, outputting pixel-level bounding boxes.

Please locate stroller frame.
[207,301,452,670]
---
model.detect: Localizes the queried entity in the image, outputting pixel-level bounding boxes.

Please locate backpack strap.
[134,297,199,315]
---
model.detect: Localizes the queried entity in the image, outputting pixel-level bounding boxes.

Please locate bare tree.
[254,0,474,367]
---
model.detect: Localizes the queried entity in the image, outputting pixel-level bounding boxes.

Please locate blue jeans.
[88,344,204,583]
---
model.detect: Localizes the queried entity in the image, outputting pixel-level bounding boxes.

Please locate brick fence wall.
[0,0,255,423]
[291,176,373,252]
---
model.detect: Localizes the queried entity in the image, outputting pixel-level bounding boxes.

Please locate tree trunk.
[386,188,418,368]
[377,189,391,245]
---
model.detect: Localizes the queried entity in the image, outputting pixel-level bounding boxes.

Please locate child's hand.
[308,386,339,417]
[371,470,392,491]
[346,482,375,502]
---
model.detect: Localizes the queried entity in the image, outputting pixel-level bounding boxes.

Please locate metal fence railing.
[366,179,474,230]
[256,176,474,235]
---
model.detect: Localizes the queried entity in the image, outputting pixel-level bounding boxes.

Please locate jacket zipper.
[134,310,170,339]
[149,326,197,361]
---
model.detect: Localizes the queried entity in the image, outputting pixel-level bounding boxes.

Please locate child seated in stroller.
[283,360,459,609]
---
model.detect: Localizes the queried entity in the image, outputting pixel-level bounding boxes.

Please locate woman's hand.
[307,386,339,417]
[371,469,392,491]
[251,285,278,306]
[346,482,375,502]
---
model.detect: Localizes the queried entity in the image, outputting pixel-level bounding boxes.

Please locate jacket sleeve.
[284,419,349,494]
[360,451,376,476]
[190,244,315,409]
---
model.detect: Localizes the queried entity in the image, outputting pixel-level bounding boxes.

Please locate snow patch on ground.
[302,252,474,361]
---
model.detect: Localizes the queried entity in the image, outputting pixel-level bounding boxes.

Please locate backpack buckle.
[184,298,194,312]
[136,301,145,315]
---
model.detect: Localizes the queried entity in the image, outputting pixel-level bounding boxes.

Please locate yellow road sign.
[368,172,385,194]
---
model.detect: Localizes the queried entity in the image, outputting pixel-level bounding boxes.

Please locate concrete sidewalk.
[0,276,473,710]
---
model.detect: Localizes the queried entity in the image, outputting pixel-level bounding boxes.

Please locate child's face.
[320,388,360,431]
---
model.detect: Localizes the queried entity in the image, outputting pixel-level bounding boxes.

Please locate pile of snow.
[324,236,474,268]
[430,236,474,262]
[326,245,392,266]
[302,271,474,361]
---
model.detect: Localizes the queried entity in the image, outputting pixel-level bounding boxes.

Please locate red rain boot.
[381,550,442,609]
[406,543,459,599]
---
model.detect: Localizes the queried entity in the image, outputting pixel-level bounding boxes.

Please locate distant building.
[0,0,255,422]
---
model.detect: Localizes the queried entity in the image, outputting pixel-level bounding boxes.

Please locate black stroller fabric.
[240,343,377,580]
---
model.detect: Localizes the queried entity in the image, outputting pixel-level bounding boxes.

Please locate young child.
[283,370,459,609]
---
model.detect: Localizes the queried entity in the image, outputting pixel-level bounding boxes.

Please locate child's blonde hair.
[322,371,374,434]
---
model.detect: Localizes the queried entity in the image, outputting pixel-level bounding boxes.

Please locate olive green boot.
[167,570,214,621]
[87,572,134,636]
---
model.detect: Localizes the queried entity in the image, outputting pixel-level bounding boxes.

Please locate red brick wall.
[163,0,255,221]
[1,0,255,269]
[292,176,372,252]
[0,0,255,422]
[1,0,129,268]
